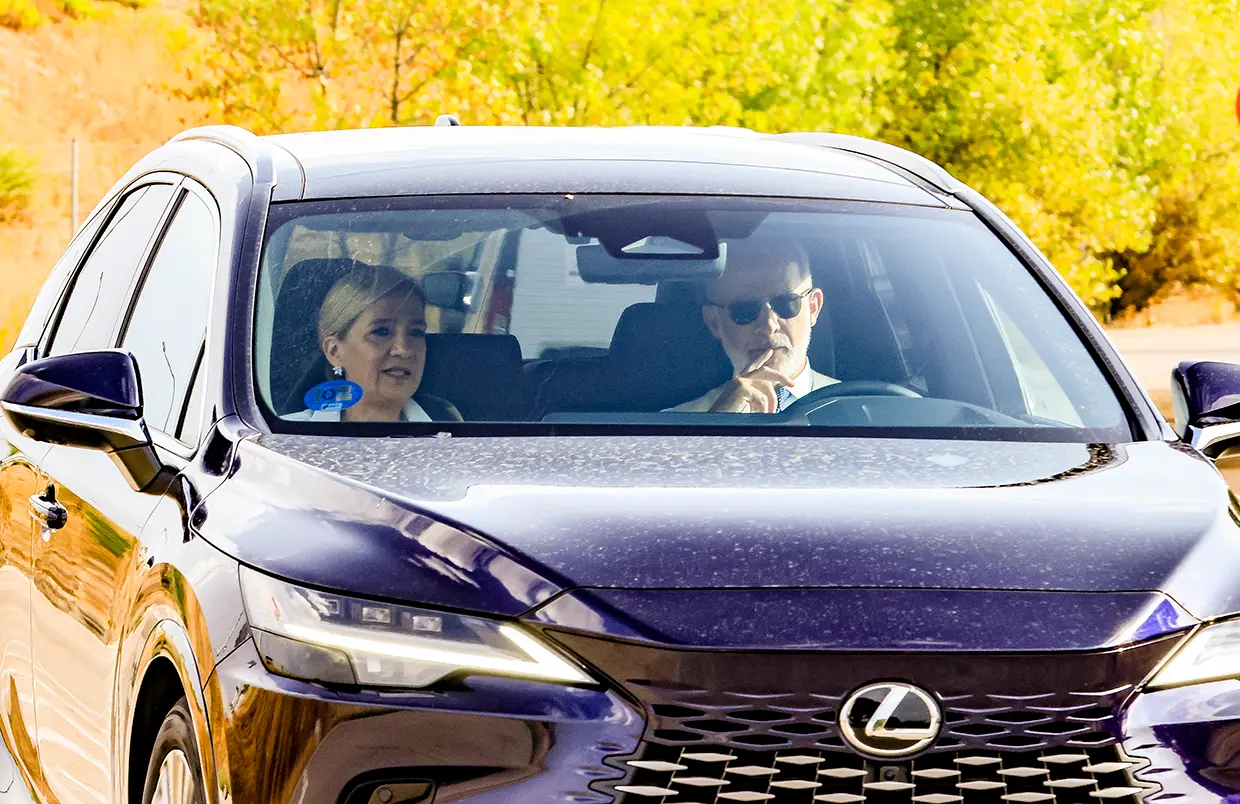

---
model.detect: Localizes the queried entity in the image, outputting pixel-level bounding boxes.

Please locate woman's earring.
[332,365,345,379]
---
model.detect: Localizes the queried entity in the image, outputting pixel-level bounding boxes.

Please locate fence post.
[70,139,79,236]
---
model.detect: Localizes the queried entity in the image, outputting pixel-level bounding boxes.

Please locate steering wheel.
[781,380,922,419]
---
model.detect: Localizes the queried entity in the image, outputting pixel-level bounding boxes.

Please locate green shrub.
[0,149,36,222]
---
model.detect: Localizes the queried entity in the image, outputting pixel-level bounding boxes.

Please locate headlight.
[239,567,593,688]
[1147,619,1240,690]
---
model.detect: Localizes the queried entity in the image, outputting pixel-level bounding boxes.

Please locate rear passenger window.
[121,190,217,437]
[48,183,176,355]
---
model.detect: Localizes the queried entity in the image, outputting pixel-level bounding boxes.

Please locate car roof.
[258,126,953,206]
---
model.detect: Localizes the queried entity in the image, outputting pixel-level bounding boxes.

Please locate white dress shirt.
[666,362,837,412]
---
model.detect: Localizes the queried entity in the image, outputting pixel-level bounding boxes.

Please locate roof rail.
[169,125,273,183]
[770,132,961,194]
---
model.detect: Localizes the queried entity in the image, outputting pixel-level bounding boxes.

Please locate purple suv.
[0,124,1237,804]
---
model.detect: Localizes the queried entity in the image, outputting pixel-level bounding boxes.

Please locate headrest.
[270,257,370,414]
[610,303,716,360]
[807,297,835,377]
[421,334,528,420]
[278,334,528,419]
[608,303,731,411]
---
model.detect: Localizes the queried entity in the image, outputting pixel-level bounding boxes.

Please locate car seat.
[527,302,730,417]
[280,335,527,420]
[606,302,732,411]
[271,257,368,414]
[806,238,904,385]
[270,258,529,419]
[419,334,529,420]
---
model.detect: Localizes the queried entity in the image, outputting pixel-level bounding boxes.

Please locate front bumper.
[203,630,1240,804]
[1124,678,1240,799]
[204,640,642,803]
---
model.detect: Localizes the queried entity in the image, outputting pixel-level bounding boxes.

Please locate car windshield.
[254,194,1130,441]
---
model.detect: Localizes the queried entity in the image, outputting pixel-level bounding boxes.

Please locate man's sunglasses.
[710,288,814,326]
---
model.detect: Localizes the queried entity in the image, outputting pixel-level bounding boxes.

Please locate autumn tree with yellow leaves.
[181,0,1240,313]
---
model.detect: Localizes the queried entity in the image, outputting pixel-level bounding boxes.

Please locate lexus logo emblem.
[839,682,942,757]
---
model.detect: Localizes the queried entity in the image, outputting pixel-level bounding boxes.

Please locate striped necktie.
[775,386,794,412]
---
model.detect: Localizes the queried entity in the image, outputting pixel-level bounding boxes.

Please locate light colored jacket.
[285,398,431,422]
[667,369,837,412]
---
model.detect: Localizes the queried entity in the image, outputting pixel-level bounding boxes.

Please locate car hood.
[221,434,1240,628]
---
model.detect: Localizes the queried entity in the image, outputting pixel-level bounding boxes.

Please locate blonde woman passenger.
[287,264,461,422]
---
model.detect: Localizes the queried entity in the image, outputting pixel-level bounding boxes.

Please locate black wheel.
[139,697,207,804]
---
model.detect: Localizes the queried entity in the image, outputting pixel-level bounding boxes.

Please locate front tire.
[140,697,206,804]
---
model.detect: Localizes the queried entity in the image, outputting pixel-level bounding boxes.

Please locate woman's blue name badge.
[304,380,363,412]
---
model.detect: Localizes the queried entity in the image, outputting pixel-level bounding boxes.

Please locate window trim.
[174,342,209,449]
[150,429,194,463]
[39,175,184,358]
[115,179,221,447]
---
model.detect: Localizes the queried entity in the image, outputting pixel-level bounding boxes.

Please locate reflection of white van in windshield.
[507,228,655,359]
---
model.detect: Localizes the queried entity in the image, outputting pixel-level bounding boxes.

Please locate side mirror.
[1171,360,1240,457]
[422,271,476,312]
[0,350,164,492]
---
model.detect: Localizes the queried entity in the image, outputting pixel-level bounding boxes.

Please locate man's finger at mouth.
[744,349,774,374]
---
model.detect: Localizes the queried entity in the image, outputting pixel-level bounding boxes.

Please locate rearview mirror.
[1171,360,1240,457]
[422,271,476,312]
[576,243,727,284]
[0,350,164,492]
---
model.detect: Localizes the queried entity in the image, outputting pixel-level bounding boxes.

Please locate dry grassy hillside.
[0,2,208,347]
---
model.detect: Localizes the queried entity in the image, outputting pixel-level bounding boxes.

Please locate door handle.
[29,485,67,532]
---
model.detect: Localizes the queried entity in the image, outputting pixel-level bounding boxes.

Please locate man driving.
[669,239,838,413]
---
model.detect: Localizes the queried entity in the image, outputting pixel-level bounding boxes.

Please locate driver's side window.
[119,186,218,442]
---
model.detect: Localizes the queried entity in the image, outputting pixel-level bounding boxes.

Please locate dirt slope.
[0,3,208,346]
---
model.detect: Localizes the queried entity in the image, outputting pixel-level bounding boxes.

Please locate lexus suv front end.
[2,125,1239,804]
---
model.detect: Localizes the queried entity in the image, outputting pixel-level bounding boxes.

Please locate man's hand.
[709,350,796,413]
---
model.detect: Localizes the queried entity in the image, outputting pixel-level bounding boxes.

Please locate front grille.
[542,630,1181,804]
[604,743,1158,804]
[634,682,1128,753]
